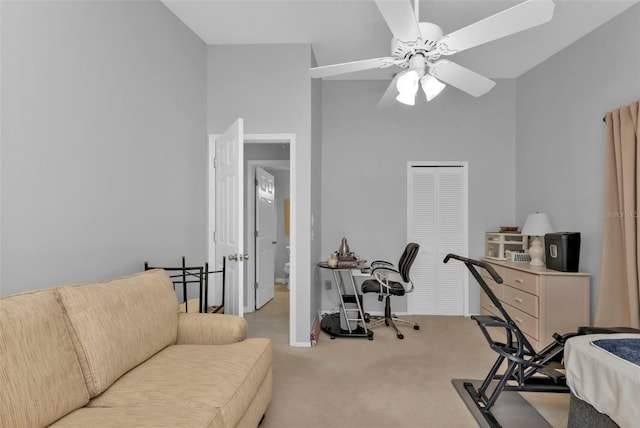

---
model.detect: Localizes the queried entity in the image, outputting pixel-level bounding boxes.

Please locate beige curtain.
[595,100,640,328]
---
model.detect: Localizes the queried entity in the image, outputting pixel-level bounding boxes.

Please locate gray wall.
[0,1,207,296]
[320,79,517,314]
[516,4,640,320]
[207,44,320,345]
[310,56,323,325]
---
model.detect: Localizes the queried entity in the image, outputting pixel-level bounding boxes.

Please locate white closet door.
[408,163,468,315]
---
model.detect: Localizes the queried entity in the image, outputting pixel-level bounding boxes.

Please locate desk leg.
[347,271,368,335]
[332,270,351,333]
[319,269,372,339]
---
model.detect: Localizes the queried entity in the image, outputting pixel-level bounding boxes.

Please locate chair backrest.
[398,243,420,282]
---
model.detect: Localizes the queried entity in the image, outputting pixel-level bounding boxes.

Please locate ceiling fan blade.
[437,0,555,55]
[377,74,401,109]
[429,60,495,97]
[309,57,395,78]
[374,0,421,43]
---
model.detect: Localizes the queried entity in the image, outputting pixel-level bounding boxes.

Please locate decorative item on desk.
[521,212,553,266]
[500,226,519,232]
[327,252,338,267]
[337,258,360,267]
[338,237,350,257]
[506,250,531,263]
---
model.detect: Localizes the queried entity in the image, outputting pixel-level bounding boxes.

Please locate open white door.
[255,167,276,308]
[215,119,245,316]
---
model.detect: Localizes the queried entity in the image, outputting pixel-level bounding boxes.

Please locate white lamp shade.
[396,90,417,105]
[521,212,553,236]
[396,70,419,105]
[420,75,446,101]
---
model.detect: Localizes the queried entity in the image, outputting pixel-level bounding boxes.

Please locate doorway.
[245,159,290,310]
[244,152,290,344]
[207,131,296,345]
[244,150,291,343]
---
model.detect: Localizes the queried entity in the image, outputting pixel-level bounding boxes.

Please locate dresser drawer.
[504,304,539,340]
[503,269,539,295]
[480,277,504,300]
[503,286,538,318]
[481,291,502,316]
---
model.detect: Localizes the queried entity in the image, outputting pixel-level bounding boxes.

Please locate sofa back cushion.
[0,289,90,427]
[57,269,179,397]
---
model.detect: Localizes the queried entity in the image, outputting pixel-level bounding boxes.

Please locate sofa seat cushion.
[50,405,220,427]
[0,289,89,428]
[88,338,272,427]
[57,269,179,397]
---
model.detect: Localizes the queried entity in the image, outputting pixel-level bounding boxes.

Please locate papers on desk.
[337,259,360,267]
[352,267,371,277]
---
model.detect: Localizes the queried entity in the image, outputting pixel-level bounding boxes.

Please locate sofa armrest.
[176,313,247,345]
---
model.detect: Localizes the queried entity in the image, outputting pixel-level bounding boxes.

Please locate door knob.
[241,253,250,261]
[228,254,238,261]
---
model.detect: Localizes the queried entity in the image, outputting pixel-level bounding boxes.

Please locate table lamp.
[521,212,553,266]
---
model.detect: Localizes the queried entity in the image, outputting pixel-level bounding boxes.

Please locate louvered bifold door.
[407,163,468,315]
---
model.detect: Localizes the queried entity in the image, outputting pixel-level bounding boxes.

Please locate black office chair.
[361,243,420,339]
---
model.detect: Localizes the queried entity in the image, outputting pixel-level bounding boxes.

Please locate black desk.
[318,262,373,340]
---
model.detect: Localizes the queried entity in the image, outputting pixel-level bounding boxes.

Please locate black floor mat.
[452,379,552,428]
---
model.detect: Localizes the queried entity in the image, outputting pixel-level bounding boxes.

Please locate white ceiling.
[163,0,638,80]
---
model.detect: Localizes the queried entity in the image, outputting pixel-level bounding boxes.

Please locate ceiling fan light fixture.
[420,74,446,101]
[396,70,420,105]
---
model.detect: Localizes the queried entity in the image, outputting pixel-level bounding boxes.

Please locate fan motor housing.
[391,22,443,66]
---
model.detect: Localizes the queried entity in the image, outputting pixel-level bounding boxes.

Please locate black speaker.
[545,232,580,272]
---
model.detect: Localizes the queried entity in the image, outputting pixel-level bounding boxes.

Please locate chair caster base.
[414,325,420,330]
[397,333,404,339]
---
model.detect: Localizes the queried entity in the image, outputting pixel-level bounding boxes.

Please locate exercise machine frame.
[444,254,577,427]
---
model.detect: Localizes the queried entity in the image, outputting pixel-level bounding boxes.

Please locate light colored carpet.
[245,285,569,427]
[245,283,290,344]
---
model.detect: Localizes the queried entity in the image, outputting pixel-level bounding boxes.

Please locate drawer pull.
[515,279,524,283]
[513,297,524,303]
[515,317,523,324]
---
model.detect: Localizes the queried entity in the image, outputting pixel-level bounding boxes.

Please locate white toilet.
[284,246,290,287]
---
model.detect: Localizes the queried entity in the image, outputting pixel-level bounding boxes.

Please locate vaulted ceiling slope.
[163,0,637,79]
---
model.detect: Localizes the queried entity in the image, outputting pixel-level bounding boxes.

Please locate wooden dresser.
[480,258,591,351]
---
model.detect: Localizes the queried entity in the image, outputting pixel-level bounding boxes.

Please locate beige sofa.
[0,269,272,427]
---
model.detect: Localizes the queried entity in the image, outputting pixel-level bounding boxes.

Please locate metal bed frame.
[144,256,225,314]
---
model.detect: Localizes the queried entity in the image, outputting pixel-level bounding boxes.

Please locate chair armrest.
[371,266,399,274]
[371,266,413,292]
[371,266,402,282]
[176,313,247,345]
[370,260,394,269]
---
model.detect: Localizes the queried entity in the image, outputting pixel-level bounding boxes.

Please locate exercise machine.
[444,254,640,427]
[444,254,578,426]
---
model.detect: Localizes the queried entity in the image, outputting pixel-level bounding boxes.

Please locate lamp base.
[528,237,545,266]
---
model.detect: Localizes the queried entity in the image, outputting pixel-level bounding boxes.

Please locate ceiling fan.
[309,0,555,106]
